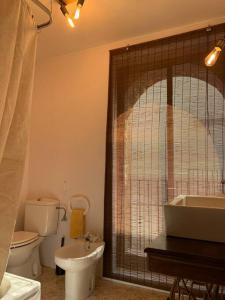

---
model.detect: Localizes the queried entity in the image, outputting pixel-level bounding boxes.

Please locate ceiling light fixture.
[59,1,75,28]
[74,0,85,20]
[205,38,225,67]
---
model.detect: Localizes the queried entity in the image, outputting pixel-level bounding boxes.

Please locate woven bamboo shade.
[104,23,225,289]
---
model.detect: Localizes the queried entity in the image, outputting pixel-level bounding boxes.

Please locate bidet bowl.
[55,239,105,300]
[55,239,104,271]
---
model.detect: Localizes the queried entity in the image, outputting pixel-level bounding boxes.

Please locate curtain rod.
[31,0,52,29]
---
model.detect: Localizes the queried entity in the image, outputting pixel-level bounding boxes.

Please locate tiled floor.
[38,267,167,300]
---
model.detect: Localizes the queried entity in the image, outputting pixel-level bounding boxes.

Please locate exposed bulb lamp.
[60,2,75,28]
[74,0,85,20]
[205,38,225,67]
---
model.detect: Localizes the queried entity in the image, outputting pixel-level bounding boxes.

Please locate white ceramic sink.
[164,195,225,243]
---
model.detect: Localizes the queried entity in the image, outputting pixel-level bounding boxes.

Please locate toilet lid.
[11,231,39,248]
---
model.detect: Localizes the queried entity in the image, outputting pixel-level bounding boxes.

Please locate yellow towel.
[70,208,85,238]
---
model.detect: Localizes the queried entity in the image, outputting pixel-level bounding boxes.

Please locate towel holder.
[70,194,90,215]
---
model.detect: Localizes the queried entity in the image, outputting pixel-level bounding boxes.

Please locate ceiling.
[32,0,225,60]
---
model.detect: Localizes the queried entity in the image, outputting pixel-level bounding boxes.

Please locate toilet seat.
[11,231,39,249]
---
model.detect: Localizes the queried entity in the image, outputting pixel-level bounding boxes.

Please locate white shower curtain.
[0,0,37,284]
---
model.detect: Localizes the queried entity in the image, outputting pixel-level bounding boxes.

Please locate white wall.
[29,45,109,234]
[27,45,110,266]
[22,16,225,267]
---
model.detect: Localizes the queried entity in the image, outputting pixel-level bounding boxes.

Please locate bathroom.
[1,0,225,299]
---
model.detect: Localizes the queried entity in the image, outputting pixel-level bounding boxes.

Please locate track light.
[205,39,225,67]
[74,0,85,20]
[60,2,75,28]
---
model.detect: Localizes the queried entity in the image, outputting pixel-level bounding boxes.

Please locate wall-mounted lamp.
[59,1,75,28]
[205,38,225,67]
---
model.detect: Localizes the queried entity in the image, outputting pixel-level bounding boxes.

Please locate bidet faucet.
[86,240,91,250]
[85,236,91,242]
[84,233,92,249]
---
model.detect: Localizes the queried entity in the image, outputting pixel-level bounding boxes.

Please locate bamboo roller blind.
[104,23,225,289]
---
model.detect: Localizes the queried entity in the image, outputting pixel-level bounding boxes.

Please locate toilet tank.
[25,198,59,236]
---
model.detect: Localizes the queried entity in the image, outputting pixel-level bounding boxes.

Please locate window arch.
[123,76,225,247]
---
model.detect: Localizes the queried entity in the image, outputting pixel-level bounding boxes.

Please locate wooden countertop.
[144,235,225,285]
[145,235,225,266]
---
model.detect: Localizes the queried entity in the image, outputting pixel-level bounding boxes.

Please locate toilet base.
[65,264,96,300]
[7,245,42,279]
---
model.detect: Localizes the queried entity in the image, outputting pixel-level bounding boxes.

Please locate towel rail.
[70,194,90,215]
[31,0,52,29]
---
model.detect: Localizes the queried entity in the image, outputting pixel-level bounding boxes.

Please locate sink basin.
[164,195,225,243]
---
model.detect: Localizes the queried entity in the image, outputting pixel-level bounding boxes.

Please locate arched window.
[124,77,224,246]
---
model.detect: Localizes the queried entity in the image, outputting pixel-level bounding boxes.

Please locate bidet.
[55,238,105,300]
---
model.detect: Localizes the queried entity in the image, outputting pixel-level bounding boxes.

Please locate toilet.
[55,238,105,300]
[7,198,59,279]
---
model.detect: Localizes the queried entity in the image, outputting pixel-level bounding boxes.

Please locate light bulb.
[74,3,82,20]
[60,3,75,28]
[66,13,75,28]
[205,39,225,67]
[74,0,85,20]
[205,46,222,67]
